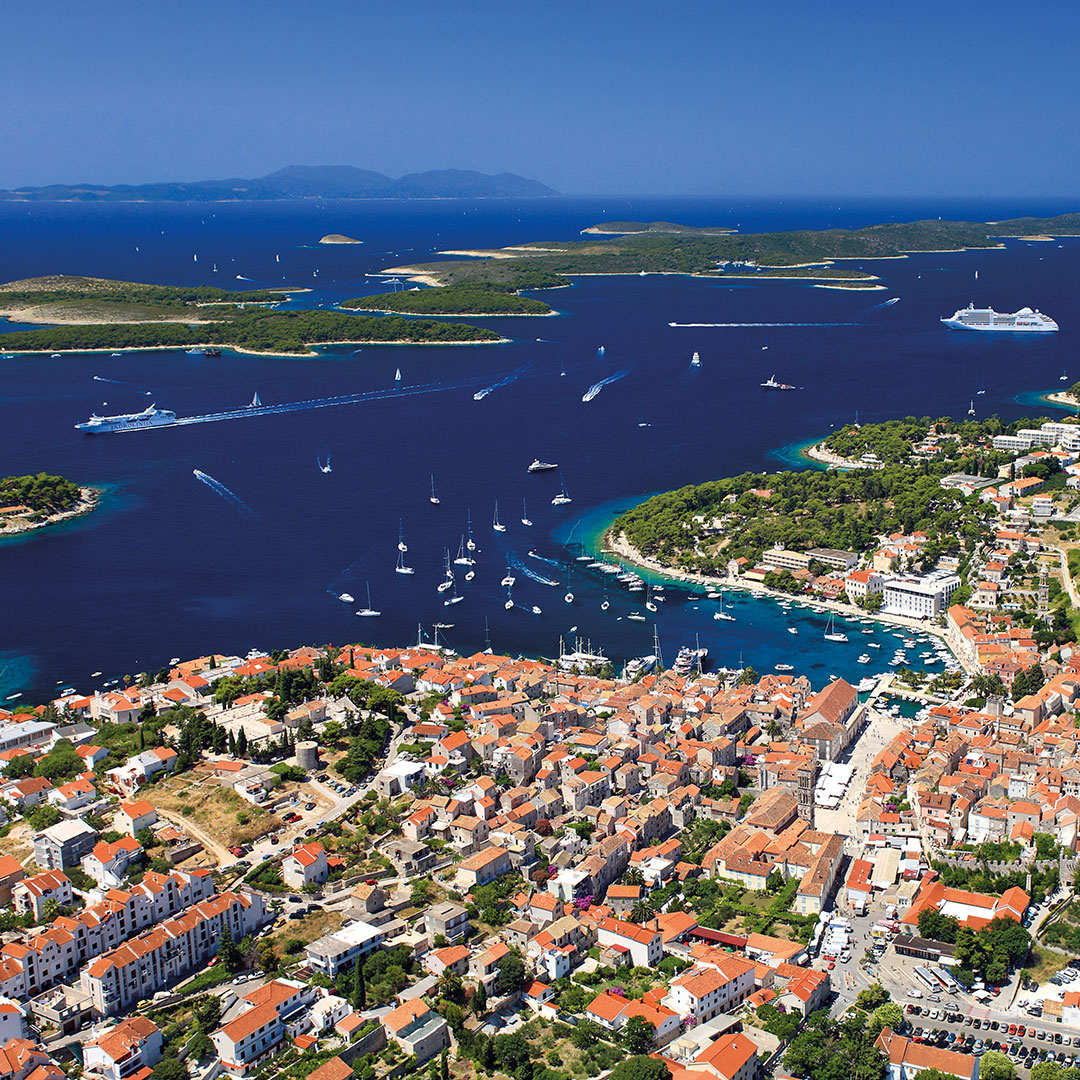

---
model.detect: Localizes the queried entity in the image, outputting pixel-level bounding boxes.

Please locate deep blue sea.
[1,195,1077,701]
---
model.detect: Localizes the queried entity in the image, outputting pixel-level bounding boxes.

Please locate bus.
[914,966,938,992]
[935,966,961,994]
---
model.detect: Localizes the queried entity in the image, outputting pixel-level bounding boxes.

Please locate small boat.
[775,663,794,672]
[317,455,332,474]
[429,475,440,505]
[761,374,796,390]
[601,587,610,612]
[5,693,22,701]
[501,562,516,588]
[356,583,381,617]
[551,474,572,506]
[598,345,605,356]
[397,520,408,553]
[91,671,102,677]
[787,627,798,635]
[395,367,402,385]
[531,605,542,615]
[528,459,558,473]
[465,569,475,582]
[339,593,355,604]
[968,399,976,416]
[627,611,646,621]
[466,510,476,552]
[169,657,180,665]
[505,585,514,610]
[1062,367,1069,382]
[248,391,261,408]
[396,525,414,574]
[492,500,506,532]
[690,351,701,368]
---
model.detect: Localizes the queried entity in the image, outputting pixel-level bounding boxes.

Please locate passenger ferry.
[75,404,177,434]
[941,303,1058,332]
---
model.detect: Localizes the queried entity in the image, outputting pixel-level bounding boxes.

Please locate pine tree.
[237,727,248,757]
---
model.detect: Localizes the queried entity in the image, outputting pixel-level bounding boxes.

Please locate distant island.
[319,233,362,244]
[0,164,558,203]
[0,472,98,538]
[0,276,503,355]
[383,212,1080,288]
[344,280,556,317]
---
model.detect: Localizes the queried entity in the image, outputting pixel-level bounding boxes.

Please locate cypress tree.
[237,727,248,757]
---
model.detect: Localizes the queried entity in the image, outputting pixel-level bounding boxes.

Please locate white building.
[882,571,960,620]
[83,1016,163,1080]
[304,920,386,977]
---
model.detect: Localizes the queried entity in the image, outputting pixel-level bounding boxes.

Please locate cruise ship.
[75,404,178,434]
[941,304,1058,332]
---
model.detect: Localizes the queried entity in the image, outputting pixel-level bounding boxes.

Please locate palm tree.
[630,898,657,924]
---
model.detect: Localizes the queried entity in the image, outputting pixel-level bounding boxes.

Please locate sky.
[4,0,1079,196]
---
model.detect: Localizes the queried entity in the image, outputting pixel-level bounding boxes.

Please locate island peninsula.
[0,276,503,355]
[379,212,1080,294]
[0,471,99,538]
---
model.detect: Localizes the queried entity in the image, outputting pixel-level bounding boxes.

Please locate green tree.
[608,1057,671,1080]
[979,1051,1016,1080]
[493,951,527,996]
[855,984,890,1011]
[151,1061,188,1080]
[236,727,248,757]
[623,1015,656,1054]
[217,924,241,972]
[440,1049,450,1080]
[473,981,487,1015]
[869,1002,904,1038]
[917,908,959,943]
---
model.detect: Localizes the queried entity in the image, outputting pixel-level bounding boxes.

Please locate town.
[1,570,1079,1080]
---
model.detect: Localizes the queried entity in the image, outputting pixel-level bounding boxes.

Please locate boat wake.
[668,321,860,328]
[192,469,254,515]
[473,359,538,401]
[511,555,558,586]
[582,366,633,402]
[94,375,153,395]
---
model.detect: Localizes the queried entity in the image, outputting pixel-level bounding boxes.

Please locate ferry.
[761,375,796,390]
[528,459,558,473]
[941,303,1058,332]
[774,663,794,672]
[76,404,177,434]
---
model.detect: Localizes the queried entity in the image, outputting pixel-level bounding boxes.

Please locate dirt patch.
[3,821,36,868]
[149,773,282,848]
[266,909,343,949]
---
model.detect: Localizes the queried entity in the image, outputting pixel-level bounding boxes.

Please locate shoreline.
[1044,391,1079,410]
[803,441,865,469]
[344,304,557,318]
[0,487,100,540]
[2,337,509,359]
[813,283,887,291]
[604,530,973,674]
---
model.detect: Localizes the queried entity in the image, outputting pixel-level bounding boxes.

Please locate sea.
[1,194,1077,702]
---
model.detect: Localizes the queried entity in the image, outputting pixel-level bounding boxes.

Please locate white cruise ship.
[941,303,1058,332]
[75,404,177,434]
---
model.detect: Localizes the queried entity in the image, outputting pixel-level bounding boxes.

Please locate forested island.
[0,275,290,325]
[611,415,1050,574]
[0,472,98,537]
[386,211,1080,288]
[0,276,503,354]
[344,281,555,316]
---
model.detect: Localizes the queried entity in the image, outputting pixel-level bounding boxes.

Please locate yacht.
[521,499,533,526]
[429,476,440,505]
[501,562,516,588]
[551,475,572,505]
[528,459,558,473]
[787,627,798,635]
[627,611,646,622]
[492,501,506,532]
[775,663,794,672]
[453,537,474,567]
[941,303,1058,332]
[823,614,849,642]
[356,583,381,617]
[690,351,701,368]
[761,375,796,391]
[338,593,355,604]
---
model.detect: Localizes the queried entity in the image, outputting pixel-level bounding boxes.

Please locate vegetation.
[393,212,1080,287]
[0,308,501,354]
[916,909,1031,985]
[344,282,553,316]
[614,459,992,572]
[0,473,82,515]
[783,1010,886,1080]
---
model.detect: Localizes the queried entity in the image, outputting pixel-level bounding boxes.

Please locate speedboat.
[339,593,355,604]
[528,459,558,473]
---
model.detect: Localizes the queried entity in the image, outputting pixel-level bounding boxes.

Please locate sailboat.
[443,578,463,606]
[601,585,610,612]
[356,583,381,617]
[564,569,574,605]
[248,391,261,408]
[714,590,735,621]
[453,536,474,567]
[466,511,476,552]
[483,616,493,654]
[394,367,402,386]
[968,399,976,417]
[823,613,848,642]
[690,351,701,368]
[395,522,414,574]
[429,476,440,505]
[437,549,454,593]
[551,474,572,506]
[492,501,506,532]
[645,585,657,613]
[1062,366,1070,382]
[501,561,516,588]
[521,499,533,527]
[504,584,514,610]
[598,345,605,357]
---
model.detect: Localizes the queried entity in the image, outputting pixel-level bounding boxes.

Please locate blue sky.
[5,0,1079,195]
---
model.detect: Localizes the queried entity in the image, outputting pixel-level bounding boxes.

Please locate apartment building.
[664,957,755,1023]
[595,917,662,968]
[12,871,72,921]
[33,821,97,870]
[83,1017,163,1080]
